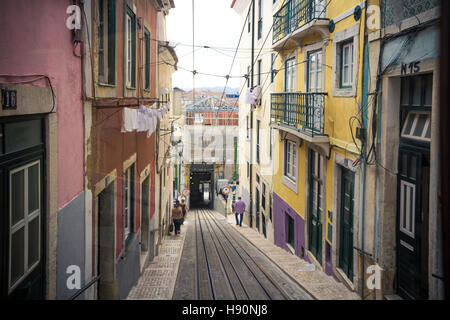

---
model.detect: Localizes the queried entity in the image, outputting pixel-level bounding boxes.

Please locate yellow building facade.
[271,0,367,293]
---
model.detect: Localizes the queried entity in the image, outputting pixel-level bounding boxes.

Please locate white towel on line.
[121,108,138,132]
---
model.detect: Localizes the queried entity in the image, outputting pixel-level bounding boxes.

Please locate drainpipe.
[359,2,368,299]
[359,142,367,298]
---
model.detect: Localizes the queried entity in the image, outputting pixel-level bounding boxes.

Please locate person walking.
[180,198,188,225]
[171,200,184,235]
[233,197,246,227]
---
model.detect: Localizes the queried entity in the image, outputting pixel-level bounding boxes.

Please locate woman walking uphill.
[171,200,184,235]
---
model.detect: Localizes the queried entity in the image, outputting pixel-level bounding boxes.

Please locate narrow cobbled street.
[2,0,446,303]
[173,209,312,300]
[128,209,359,300]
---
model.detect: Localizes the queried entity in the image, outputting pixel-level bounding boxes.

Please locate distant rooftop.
[185,96,239,112]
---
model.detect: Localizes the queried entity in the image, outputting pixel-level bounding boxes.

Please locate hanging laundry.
[121,107,138,132]
[145,109,156,137]
[147,116,157,138]
[156,108,163,120]
[137,105,148,132]
[245,87,262,105]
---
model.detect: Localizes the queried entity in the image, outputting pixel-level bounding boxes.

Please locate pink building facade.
[0,0,85,299]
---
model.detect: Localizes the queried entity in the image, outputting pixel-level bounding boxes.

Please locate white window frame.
[401,111,431,142]
[307,50,323,92]
[126,14,133,88]
[285,57,296,92]
[399,180,415,238]
[341,42,354,87]
[332,24,359,97]
[282,139,298,192]
[8,160,41,293]
[98,0,109,83]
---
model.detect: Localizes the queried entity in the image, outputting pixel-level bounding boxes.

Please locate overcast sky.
[167,0,243,91]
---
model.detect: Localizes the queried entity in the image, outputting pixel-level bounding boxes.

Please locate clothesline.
[122,102,171,138]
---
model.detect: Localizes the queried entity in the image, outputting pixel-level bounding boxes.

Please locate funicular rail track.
[174,209,312,300]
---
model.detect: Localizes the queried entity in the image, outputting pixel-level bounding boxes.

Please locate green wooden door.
[339,167,354,280]
[309,150,322,264]
[256,188,260,231]
[396,148,423,299]
[1,118,46,300]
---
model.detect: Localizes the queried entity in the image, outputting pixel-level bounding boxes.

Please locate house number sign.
[2,89,17,110]
[401,61,421,76]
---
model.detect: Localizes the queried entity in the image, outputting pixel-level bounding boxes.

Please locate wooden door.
[339,167,354,280]
[396,148,423,299]
[309,150,323,264]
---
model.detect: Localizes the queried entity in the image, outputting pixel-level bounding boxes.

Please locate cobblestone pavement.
[126,218,189,300]
[226,214,361,300]
[173,209,313,300]
[127,211,360,300]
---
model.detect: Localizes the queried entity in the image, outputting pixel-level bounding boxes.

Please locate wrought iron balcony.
[271,92,327,138]
[273,0,328,45]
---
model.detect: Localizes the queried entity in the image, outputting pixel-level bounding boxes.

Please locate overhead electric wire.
[219,1,251,105]
[193,0,195,104]
[147,35,274,52]
[238,0,290,99]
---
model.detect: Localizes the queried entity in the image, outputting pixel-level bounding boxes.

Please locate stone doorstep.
[228,219,360,300]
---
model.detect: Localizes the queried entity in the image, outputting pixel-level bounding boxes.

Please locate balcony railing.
[271,92,327,137]
[273,0,327,44]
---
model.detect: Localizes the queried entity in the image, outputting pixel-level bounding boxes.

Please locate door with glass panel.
[1,118,45,299]
[397,149,423,299]
[307,50,323,133]
[339,167,354,281]
[396,74,432,300]
[284,57,296,125]
[8,161,43,298]
[255,188,260,232]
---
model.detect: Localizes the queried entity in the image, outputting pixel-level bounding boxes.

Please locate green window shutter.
[108,0,116,84]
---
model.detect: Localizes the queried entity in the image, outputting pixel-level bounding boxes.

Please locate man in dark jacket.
[180,198,188,224]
